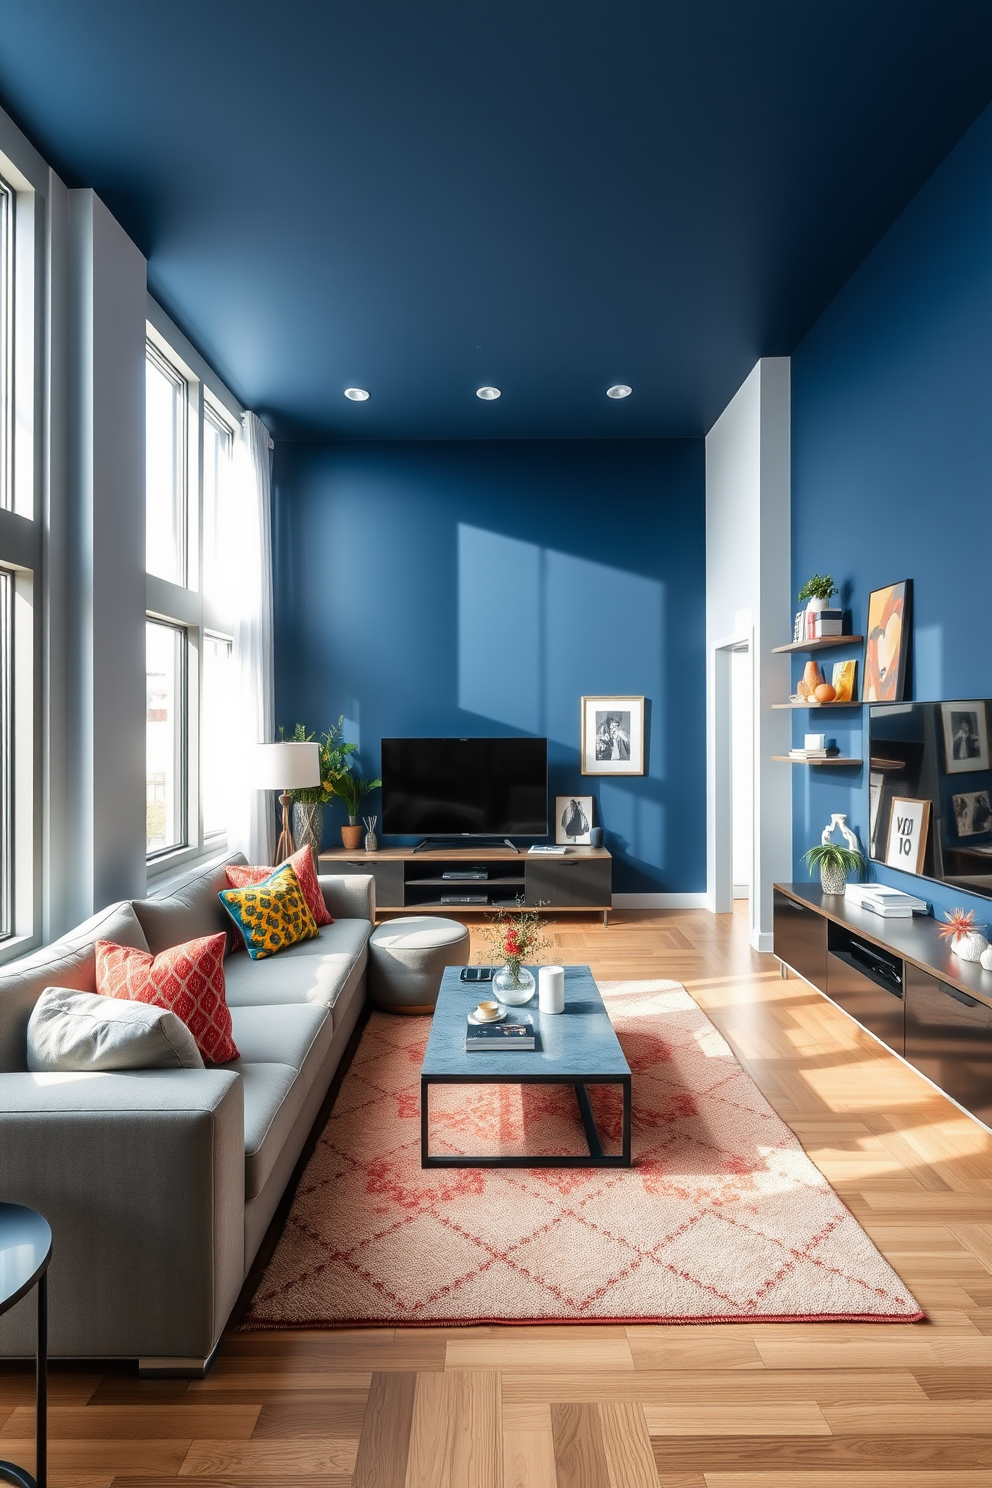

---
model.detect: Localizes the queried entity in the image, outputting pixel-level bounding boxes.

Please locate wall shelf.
[771,701,864,710]
[771,634,863,654]
[771,756,863,766]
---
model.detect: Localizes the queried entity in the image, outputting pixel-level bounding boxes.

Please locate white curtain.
[227,410,275,864]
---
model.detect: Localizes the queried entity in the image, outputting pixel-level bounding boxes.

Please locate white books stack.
[844,883,928,918]
[789,747,838,760]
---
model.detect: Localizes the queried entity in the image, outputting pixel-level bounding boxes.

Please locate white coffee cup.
[538,966,565,1014]
[805,732,826,749]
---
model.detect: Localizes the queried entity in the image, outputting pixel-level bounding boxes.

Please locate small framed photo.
[864,580,911,702]
[952,789,992,839]
[556,795,594,844]
[581,696,645,775]
[884,796,931,875]
[941,702,990,774]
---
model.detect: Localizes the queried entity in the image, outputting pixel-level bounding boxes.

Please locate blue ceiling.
[0,2,989,441]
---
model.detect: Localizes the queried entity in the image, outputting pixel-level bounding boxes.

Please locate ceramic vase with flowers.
[482,900,553,1006]
[939,907,989,963]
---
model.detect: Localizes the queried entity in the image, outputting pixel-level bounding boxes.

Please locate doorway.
[730,644,752,901]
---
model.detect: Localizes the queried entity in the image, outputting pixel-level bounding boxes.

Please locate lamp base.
[275,791,296,863]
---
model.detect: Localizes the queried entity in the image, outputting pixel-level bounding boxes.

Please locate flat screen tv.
[381,737,548,838]
[869,700,992,899]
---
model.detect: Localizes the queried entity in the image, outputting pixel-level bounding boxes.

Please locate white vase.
[806,595,827,614]
[950,930,989,963]
[980,944,992,972]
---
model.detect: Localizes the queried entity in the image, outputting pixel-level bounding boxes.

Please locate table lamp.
[253,742,321,862]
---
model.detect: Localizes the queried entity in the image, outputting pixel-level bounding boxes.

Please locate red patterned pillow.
[226,846,333,928]
[95,933,239,1064]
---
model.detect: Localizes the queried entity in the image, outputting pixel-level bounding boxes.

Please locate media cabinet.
[318,845,613,924]
[774,883,992,1127]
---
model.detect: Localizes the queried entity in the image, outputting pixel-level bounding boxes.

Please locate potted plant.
[802,840,865,896]
[480,900,553,1005]
[285,719,357,855]
[333,768,382,850]
[798,573,838,616]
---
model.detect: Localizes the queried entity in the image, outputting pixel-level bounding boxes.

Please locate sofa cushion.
[223,919,370,1010]
[133,853,247,955]
[27,988,204,1072]
[237,1063,300,1200]
[0,902,149,1073]
[228,1003,329,1071]
[227,847,334,928]
[95,933,239,1064]
[219,863,319,961]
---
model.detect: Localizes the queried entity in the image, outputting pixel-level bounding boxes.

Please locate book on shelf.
[804,608,844,641]
[845,884,928,915]
[465,1014,536,1051]
[789,747,839,759]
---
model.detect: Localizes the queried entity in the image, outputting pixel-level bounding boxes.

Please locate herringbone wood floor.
[2,904,991,1488]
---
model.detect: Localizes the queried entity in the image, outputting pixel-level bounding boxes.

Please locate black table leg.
[420,1077,430,1166]
[621,1077,632,1166]
[574,1083,605,1158]
[0,1272,46,1488]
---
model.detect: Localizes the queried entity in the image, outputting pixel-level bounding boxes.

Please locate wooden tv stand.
[318,844,613,925]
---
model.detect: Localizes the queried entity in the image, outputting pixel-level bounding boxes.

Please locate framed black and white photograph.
[556,795,594,845]
[884,795,931,875]
[952,789,992,839]
[941,702,990,774]
[581,695,645,776]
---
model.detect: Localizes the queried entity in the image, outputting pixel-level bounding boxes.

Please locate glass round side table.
[0,1204,51,1488]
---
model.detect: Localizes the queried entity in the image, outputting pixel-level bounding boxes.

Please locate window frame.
[144,303,242,880]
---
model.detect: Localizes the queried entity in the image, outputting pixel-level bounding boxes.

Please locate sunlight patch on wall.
[458,524,663,755]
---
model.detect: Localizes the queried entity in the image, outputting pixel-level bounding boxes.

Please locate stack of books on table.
[844,884,929,918]
[465,1014,536,1052]
[789,746,840,760]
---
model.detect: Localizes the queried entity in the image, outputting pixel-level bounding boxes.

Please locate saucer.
[468,1006,508,1025]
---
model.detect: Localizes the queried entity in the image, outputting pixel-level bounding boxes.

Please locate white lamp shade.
[252,741,321,791]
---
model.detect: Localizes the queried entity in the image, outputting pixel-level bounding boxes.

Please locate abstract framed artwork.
[581,696,645,775]
[864,580,912,703]
[941,701,991,775]
[884,795,930,875]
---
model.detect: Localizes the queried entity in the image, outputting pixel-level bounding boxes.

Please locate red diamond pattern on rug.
[243,979,922,1328]
[95,932,238,1063]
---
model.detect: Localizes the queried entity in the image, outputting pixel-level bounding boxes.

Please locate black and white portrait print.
[594,711,631,763]
[556,795,593,845]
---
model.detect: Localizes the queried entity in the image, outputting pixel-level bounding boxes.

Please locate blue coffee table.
[420,964,632,1168]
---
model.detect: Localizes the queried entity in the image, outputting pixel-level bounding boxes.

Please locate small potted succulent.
[798,573,838,616]
[802,840,865,896]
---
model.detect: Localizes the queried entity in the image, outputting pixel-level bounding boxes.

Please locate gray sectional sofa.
[0,852,374,1373]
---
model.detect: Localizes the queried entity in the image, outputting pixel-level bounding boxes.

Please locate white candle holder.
[538,965,565,1014]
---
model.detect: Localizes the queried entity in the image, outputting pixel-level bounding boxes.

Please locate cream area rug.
[243,979,922,1327]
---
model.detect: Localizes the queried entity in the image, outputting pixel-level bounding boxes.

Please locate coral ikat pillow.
[218,862,319,960]
[226,846,333,928]
[95,932,239,1064]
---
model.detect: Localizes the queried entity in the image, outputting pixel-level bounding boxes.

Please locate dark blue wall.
[791,102,992,919]
[273,438,706,893]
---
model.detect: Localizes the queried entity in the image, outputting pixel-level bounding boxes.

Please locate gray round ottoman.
[368,916,470,1014]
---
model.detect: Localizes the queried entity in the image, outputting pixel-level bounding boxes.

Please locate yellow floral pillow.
[218,863,318,959]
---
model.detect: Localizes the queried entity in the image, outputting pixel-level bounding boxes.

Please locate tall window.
[144,324,239,869]
[145,343,187,584]
[0,177,11,511]
[146,620,187,857]
[0,569,11,939]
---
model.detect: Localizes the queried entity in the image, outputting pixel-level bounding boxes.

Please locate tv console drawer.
[525,857,611,907]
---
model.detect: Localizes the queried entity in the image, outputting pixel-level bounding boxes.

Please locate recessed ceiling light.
[607,385,632,399]
[344,387,370,401]
[476,386,501,400]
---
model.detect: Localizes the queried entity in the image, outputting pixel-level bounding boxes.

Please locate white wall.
[63,189,147,920]
[706,358,792,950]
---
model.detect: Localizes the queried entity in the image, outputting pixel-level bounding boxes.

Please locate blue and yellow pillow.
[218,863,318,960]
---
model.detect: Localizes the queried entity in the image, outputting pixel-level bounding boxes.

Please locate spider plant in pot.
[334,769,382,850]
[802,840,865,897]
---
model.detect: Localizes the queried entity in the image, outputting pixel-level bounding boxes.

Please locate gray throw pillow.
[27,987,205,1072]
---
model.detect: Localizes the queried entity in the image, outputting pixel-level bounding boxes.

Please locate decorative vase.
[341,822,363,850]
[492,964,536,1006]
[803,660,822,692]
[806,595,827,615]
[364,831,378,852]
[292,801,323,857]
[980,944,992,972]
[820,862,847,896]
[949,930,989,963]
